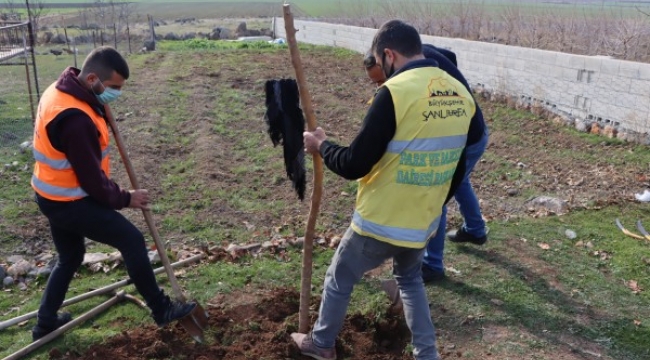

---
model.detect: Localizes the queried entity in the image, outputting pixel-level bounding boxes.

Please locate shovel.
[380,279,402,308]
[104,104,208,343]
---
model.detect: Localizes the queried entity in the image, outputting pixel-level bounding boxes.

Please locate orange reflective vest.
[31,82,111,201]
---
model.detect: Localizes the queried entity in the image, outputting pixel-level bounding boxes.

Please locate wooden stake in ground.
[283,3,324,334]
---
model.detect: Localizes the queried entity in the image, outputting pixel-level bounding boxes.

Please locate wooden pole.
[20,24,36,123]
[126,18,132,54]
[283,3,324,334]
[113,22,117,49]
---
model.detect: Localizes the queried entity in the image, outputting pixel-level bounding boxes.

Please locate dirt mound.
[63,288,412,360]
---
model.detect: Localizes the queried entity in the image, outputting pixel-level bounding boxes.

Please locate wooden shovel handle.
[104,105,187,302]
[283,4,324,334]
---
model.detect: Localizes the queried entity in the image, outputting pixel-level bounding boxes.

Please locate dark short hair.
[371,20,422,59]
[81,46,129,81]
[363,51,376,69]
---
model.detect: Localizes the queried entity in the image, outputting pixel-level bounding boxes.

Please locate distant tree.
[500,5,521,45]
[608,15,646,60]
[25,0,48,39]
[4,0,17,17]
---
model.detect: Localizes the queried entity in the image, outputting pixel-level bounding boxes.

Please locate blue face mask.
[95,81,122,104]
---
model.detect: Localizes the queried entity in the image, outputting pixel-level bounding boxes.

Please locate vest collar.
[387,58,440,81]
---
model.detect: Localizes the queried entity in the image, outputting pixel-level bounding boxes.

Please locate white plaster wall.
[274,18,650,133]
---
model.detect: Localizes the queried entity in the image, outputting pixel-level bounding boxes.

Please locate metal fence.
[0,21,37,151]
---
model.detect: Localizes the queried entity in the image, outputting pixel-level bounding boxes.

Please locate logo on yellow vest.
[428,77,460,97]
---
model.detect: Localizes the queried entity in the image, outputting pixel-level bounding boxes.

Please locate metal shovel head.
[178,315,205,343]
[190,300,209,329]
[380,279,401,306]
[177,301,209,343]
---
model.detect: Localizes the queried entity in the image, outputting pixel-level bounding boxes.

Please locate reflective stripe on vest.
[33,145,112,170]
[31,174,88,198]
[386,134,467,153]
[352,66,474,249]
[352,211,441,244]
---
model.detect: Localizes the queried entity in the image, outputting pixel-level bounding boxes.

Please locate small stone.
[82,252,110,265]
[7,255,25,264]
[602,125,617,138]
[507,188,519,196]
[34,253,54,263]
[526,196,569,214]
[18,282,28,291]
[37,267,52,278]
[565,229,577,239]
[316,238,326,246]
[590,123,601,135]
[7,260,32,277]
[329,236,342,248]
[292,237,305,247]
[148,250,160,264]
[3,276,14,287]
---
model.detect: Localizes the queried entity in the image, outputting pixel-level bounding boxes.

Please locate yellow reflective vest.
[351,66,475,248]
[31,83,111,201]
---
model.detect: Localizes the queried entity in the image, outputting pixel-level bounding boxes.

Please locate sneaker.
[291,332,337,360]
[32,312,72,341]
[152,296,197,327]
[421,266,446,283]
[447,228,487,245]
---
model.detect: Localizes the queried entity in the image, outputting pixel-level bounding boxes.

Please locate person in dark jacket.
[30,46,196,341]
[364,43,489,283]
[291,20,475,360]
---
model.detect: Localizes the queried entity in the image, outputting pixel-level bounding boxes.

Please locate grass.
[1,40,649,359]
[14,0,650,19]
[436,206,650,359]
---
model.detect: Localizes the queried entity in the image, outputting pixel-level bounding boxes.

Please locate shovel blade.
[380,279,401,306]
[177,301,209,343]
[178,315,205,343]
[190,301,209,330]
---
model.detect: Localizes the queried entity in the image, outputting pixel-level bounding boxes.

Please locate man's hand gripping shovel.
[104,104,208,342]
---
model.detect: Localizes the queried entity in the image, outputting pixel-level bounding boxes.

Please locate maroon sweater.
[44,67,131,209]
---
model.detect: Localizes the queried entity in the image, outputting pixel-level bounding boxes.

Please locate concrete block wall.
[275,18,650,134]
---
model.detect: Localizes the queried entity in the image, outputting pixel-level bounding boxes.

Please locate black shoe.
[152,296,197,327]
[421,266,446,283]
[32,312,72,341]
[447,228,487,245]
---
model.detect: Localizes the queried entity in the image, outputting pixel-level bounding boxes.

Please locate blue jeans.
[312,227,440,360]
[423,129,488,273]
